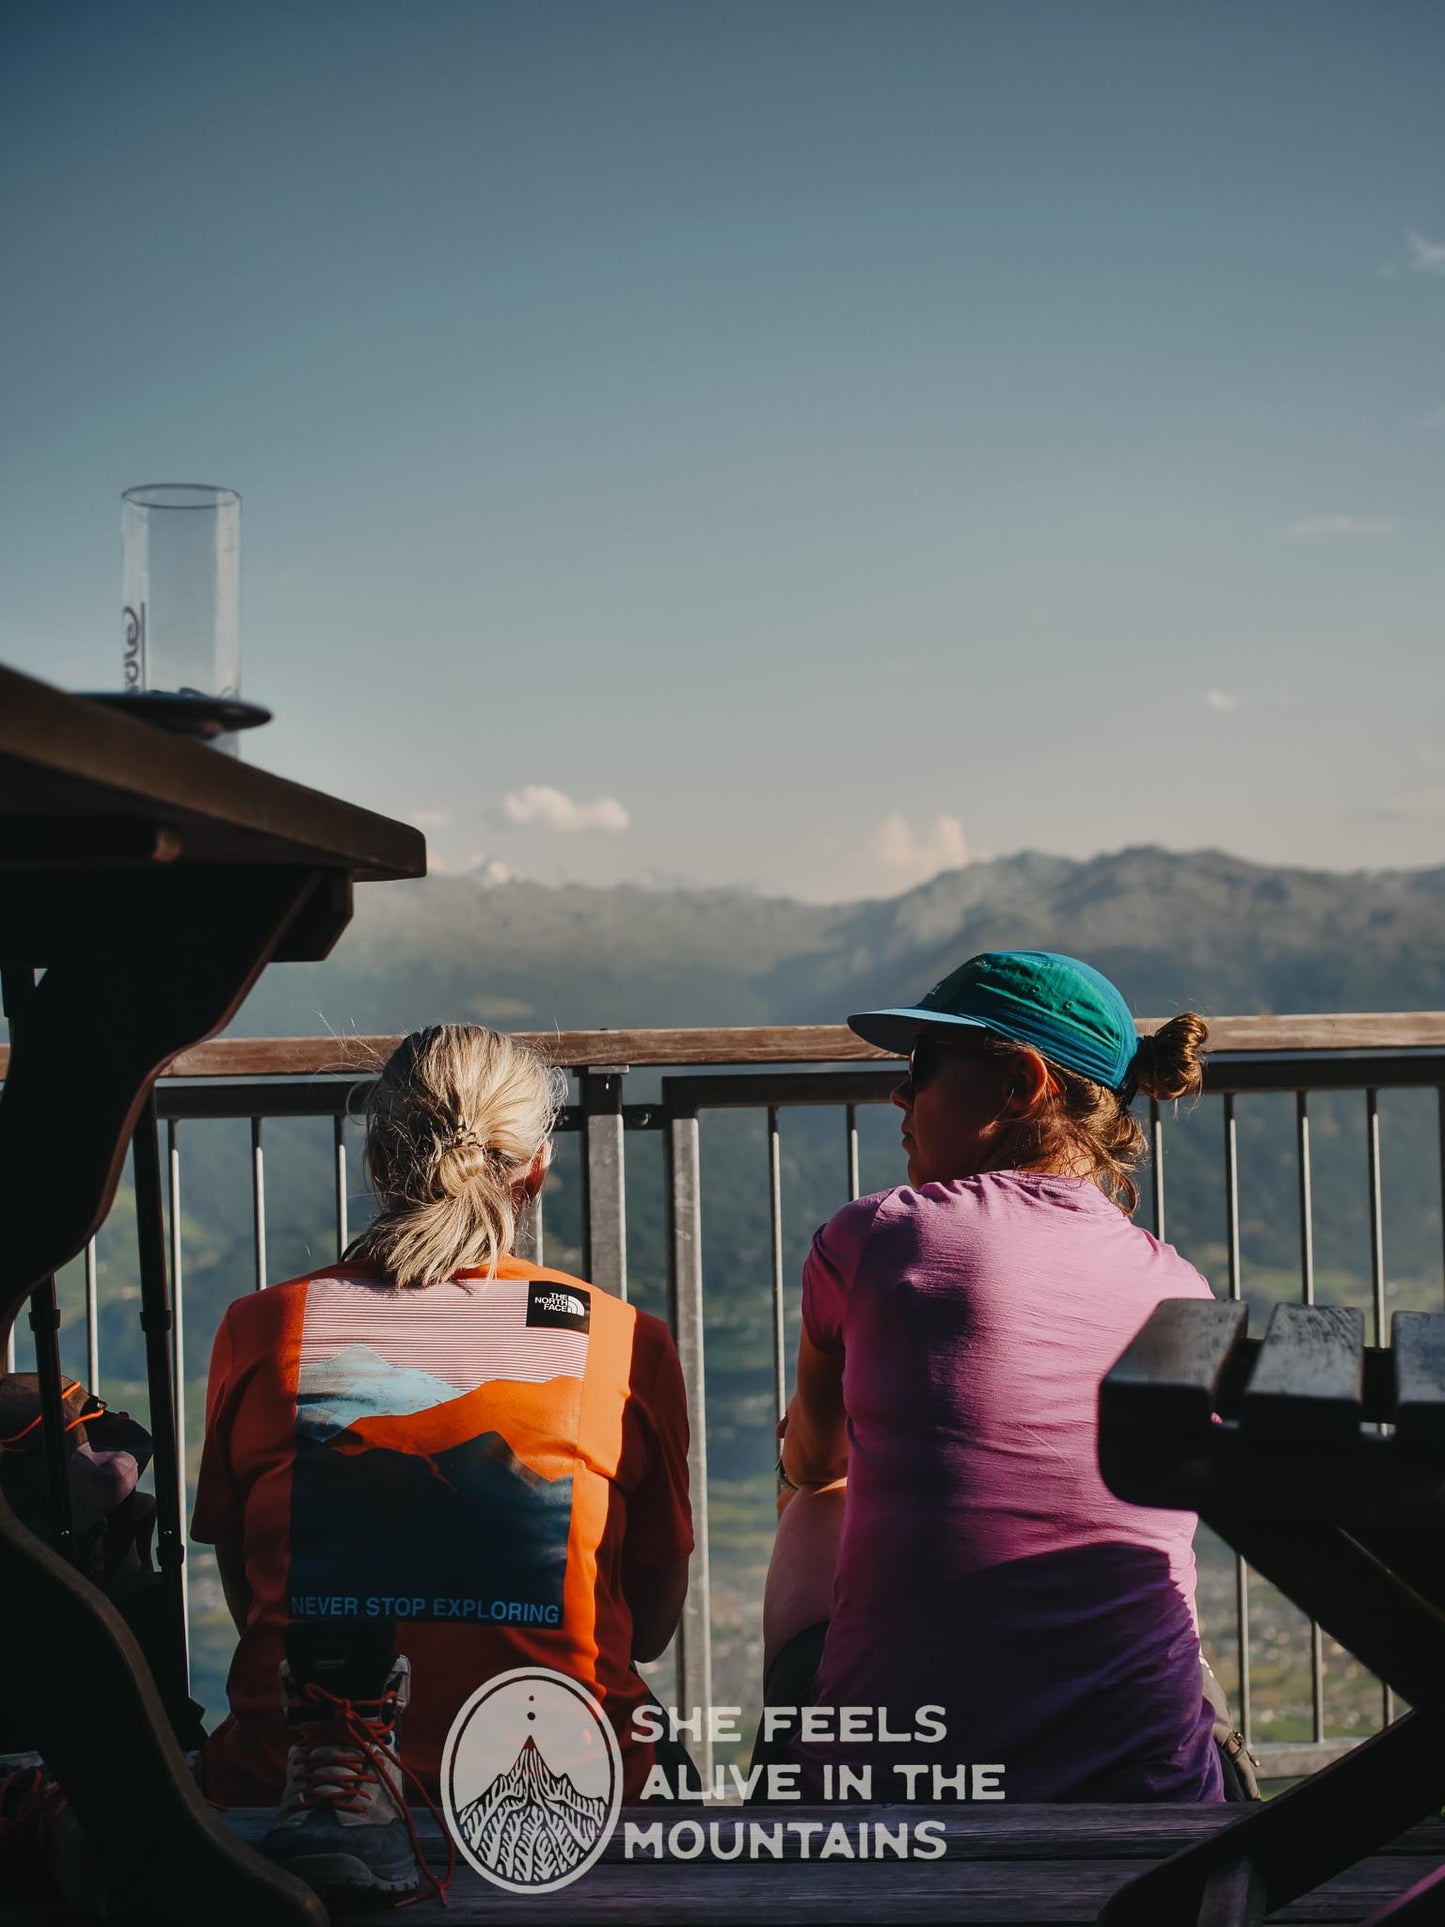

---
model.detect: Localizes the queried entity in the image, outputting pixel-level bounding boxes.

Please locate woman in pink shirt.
[766,950,1225,1802]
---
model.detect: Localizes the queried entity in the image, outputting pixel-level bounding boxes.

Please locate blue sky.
[3,1,1442,898]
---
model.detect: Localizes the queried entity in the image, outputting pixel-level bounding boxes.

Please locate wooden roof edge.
[0,662,425,881]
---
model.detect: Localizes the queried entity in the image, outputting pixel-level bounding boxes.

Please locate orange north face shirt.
[191,1257,692,1804]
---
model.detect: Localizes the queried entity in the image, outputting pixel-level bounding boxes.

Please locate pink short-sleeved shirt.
[799,1172,1223,1802]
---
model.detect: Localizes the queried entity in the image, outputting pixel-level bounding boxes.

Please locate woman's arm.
[766,1331,848,1671]
[621,1322,694,1663]
[780,1326,848,1494]
[622,1552,690,1664]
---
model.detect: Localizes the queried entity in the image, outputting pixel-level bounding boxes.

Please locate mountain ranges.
[233,845,1445,1039]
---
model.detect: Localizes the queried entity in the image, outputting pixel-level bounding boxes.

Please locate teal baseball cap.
[847,950,1142,1095]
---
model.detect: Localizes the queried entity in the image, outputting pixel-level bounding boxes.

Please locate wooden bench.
[219,1804,1445,1922]
[1098,1300,1445,1926]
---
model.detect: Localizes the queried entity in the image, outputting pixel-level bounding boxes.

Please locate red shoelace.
[290,1682,456,1908]
[0,1407,95,1450]
[0,1765,69,1849]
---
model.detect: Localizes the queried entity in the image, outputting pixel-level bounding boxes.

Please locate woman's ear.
[517,1144,550,1202]
[1000,1050,1052,1119]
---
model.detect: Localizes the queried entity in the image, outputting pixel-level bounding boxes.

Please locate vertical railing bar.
[769,1107,786,1426]
[168,1117,190,1673]
[1297,1093,1315,1306]
[84,1237,100,1395]
[1237,1553,1252,1748]
[1296,1089,1324,1741]
[1222,1091,1251,1743]
[582,1070,628,1300]
[845,1104,860,1203]
[1,973,15,1376]
[168,1121,184,1400]
[1224,1094,1241,1304]
[27,1277,74,1557]
[665,1094,712,1778]
[1310,1619,1325,1747]
[1364,1100,1395,1732]
[251,1116,267,1291]
[1149,1096,1165,1241]
[1439,1087,1445,1308]
[1367,1089,1386,1348]
[133,1094,189,1705]
[1366,1085,1393,1726]
[333,1115,348,1261]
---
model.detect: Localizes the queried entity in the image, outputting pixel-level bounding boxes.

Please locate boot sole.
[267,1848,421,1905]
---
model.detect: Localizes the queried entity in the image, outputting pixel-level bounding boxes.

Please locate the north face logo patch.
[526,1280,591,1334]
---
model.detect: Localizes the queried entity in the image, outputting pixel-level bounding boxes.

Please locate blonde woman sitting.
[192,1027,692,1901]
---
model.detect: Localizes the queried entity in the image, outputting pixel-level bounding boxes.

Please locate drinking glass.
[121,484,241,703]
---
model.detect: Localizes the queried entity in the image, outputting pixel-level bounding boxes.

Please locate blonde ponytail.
[347,1027,567,1288]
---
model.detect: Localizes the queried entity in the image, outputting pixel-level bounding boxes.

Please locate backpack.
[0,1373,203,1752]
[1201,1652,1262,1801]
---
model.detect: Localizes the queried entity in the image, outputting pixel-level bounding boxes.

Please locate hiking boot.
[260,1649,421,1906]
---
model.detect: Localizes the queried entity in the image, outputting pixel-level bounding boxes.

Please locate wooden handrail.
[3,1013,1443,1082]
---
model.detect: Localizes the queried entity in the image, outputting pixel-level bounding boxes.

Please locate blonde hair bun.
[349,1026,567,1288]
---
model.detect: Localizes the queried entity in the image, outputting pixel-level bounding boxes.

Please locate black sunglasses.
[905,1032,983,1092]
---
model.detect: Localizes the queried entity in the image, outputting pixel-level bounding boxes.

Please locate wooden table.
[1097,1300,1445,1926]
[0,662,424,1926]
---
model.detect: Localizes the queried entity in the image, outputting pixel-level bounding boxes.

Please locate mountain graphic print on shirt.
[288,1274,584,1626]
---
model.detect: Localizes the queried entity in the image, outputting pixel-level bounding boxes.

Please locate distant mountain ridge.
[232,847,1445,1038]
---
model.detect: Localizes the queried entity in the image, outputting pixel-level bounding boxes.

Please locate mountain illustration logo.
[440,1667,622,1895]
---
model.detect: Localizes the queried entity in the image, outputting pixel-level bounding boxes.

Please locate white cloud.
[1285,516,1394,539]
[1204,690,1239,713]
[863,812,968,886]
[1407,229,1445,275]
[410,807,453,831]
[501,784,631,833]
[1418,404,1445,430]
[467,855,527,884]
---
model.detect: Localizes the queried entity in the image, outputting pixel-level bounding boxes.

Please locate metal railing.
[6,1013,1445,1781]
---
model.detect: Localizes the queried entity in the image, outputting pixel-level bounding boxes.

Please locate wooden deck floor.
[221,1805,1445,1923]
